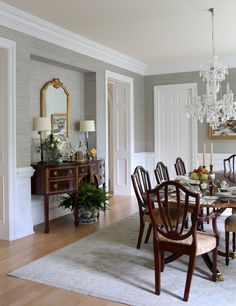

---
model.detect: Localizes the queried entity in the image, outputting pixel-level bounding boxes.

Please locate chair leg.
[160,251,165,272]
[144,223,152,244]
[225,231,230,266]
[233,232,236,252]
[153,242,161,295]
[197,209,204,231]
[184,217,189,229]
[212,248,217,281]
[206,207,210,224]
[137,220,145,249]
[183,254,196,302]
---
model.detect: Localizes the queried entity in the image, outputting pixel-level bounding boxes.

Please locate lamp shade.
[33,117,51,132]
[79,120,95,132]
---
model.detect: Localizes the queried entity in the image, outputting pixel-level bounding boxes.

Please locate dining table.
[194,170,236,280]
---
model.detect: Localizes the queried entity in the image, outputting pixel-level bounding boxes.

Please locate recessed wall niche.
[30,55,96,163]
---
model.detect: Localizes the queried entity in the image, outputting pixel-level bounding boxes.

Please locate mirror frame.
[40,78,70,139]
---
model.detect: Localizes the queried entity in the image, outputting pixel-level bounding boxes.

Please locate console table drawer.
[47,179,76,194]
[77,165,89,176]
[48,167,76,179]
[89,163,98,173]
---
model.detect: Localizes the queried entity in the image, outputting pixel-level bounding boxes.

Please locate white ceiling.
[1,0,236,71]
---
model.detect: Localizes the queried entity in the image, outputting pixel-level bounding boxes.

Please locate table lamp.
[79,120,95,157]
[33,117,51,163]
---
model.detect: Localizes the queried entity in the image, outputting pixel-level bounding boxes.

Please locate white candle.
[203,143,206,166]
[210,143,213,165]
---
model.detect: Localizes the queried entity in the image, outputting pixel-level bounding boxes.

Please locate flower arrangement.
[42,135,60,151]
[42,135,61,162]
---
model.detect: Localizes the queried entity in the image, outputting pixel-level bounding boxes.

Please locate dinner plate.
[203,196,219,201]
[216,192,236,198]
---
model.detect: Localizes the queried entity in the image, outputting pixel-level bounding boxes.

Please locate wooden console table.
[31,159,105,233]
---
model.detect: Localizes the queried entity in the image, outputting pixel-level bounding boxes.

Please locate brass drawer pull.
[53,171,58,176]
[69,169,72,175]
[53,183,58,190]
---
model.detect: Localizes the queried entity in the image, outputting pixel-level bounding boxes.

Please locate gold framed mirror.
[40,78,70,140]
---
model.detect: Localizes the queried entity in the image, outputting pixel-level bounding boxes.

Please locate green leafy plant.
[59,181,109,214]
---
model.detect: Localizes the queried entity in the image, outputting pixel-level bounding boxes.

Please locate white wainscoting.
[16,153,229,238]
[132,152,229,194]
[132,152,156,190]
[15,167,35,239]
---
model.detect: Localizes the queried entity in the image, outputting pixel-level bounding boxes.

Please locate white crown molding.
[0,1,146,75]
[146,55,236,76]
[1,2,236,76]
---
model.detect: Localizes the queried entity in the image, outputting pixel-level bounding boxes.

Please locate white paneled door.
[154,84,197,179]
[111,80,132,195]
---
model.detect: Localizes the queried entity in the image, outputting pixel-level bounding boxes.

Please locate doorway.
[154,83,198,178]
[105,71,134,195]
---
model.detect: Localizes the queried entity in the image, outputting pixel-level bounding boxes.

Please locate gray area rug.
[9,213,236,306]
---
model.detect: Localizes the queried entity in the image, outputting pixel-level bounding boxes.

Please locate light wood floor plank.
[0,195,138,306]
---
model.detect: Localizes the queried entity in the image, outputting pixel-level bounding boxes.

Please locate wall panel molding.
[14,167,35,239]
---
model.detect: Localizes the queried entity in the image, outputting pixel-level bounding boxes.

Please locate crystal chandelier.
[186,8,235,129]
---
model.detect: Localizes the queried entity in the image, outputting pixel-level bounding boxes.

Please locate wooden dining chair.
[154,162,170,185]
[225,208,236,265]
[175,157,187,176]
[131,166,158,249]
[223,154,236,172]
[147,180,217,302]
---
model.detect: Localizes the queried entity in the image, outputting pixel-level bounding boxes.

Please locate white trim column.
[0,37,16,240]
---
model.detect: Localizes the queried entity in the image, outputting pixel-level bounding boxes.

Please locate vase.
[78,207,98,224]
[45,149,59,163]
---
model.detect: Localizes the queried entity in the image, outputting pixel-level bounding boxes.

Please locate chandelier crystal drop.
[186,8,235,129]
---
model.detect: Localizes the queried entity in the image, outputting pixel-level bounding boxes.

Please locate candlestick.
[203,143,206,166]
[210,143,213,165]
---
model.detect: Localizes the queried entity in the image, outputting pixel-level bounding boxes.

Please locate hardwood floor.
[0,195,138,306]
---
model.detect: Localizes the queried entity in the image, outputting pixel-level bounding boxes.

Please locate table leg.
[44,195,49,233]
[74,191,78,226]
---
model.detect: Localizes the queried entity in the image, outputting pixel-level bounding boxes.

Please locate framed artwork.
[209,120,236,139]
[51,113,67,141]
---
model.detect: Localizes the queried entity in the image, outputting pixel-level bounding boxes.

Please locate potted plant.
[59,181,109,224]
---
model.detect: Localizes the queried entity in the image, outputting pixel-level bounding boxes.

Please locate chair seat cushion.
[159,231,216,256]
[143,207,189,227]
[143,208,159,222]
[225,214,236,232]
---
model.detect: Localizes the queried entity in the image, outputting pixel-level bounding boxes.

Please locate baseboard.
[31,195,70,226]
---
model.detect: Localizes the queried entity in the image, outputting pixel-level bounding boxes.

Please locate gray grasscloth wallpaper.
[145,69,236,153]
[0,25,145,167]
[0,24,235,168]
